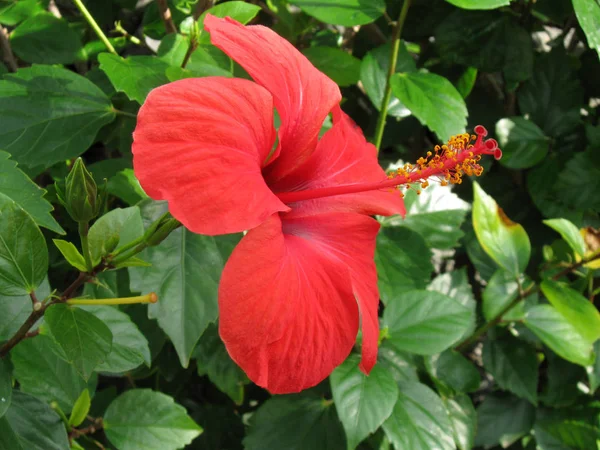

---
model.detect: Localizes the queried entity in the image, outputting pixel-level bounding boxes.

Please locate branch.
[157,0,177,34]
[0,27,18,72]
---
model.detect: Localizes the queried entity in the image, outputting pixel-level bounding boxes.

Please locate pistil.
[276,125,501,204]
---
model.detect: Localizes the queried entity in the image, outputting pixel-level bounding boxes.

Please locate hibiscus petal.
[133,77,288,235]
[204,15,341,182]
[219,212,382,393]
[273,105,406,218]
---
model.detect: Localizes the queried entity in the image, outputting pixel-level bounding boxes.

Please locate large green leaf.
[10,12,82,64]
[573,0,600,59]
[382,382,455,450]
[11,335,93,413]
[540,280,600,344]
[390,71,467,141]
[0,391,70,450]
[104,389,202,450]
[289,0,386,26]
[425,350,481,394]
[534,406,600,450]
[543,218,586,257]
[482,336,538,405]
[193,323,248,405]
[82,304,151,374]
[0,66,115,169]
[375,227,433,304]
[244,392,346,450]
[475,394,535,448]
[130,221,240,367]
[0,151,63,234]
[360,42,415,118]
[302,47,361,87]
[495,117,550,169]
[443,394,476,450]
[0,193,48,296]
[98,53,170,104]
[0,359,10,418]
[43,304,113,379]
[555,151,600,211]
[518,48,583,137]
[0,278,49,340]
[0,0,47,26]
[482,270,530,322]
[330,354,399,450]
[524,304,594,366]
[445,0,509,9]
[472,182,531,276]
[377,341,420,385]
[383,290,471,355]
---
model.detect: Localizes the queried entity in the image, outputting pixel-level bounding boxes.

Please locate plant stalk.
[72,0,117,55]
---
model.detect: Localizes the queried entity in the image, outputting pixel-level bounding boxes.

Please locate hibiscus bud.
[144,216,182,247]
[60,158,101,223]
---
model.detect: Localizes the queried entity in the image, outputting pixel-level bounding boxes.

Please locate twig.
[72,0,117,55]
[0,27,18,72]
[372,0,412,152]
[157,0,177,34]
[193,0,214,20]
[455,253,600,352]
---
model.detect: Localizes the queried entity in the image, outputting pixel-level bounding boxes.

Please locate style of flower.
[132,15,501,394]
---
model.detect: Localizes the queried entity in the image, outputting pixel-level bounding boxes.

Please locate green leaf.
[0,0,47,26]
[302,47,361,87]
[482,270,529,322]
[88,206,144,266]
[425,350,481,394]
[474,394,535,448]
[555,151,600,211]
[288,0,386,26]
[198,1,261,43]
[98,53,170,104]
[541,351,586,407]
[104,389,202,450]
[81,304,151,374]
[495,117,550,169]
[573,0,600,59]
[540,280,600,344]
[518,48,583,137]
[375,227,433,304]
[130,217,240,367]
[543,219,586,257]
[472,182,531,276]
[0,391,69,450]
[330,354,399,450]
[10,12,82,64]
[390,71,467,141]
[360,42,415,118]
[0,193,48,296]
[52,239,87,272]
[377,341,420,385]
[524,304,594,366]
[0,65,115,169]
[382,382,455,450]
[43,304,113,379]
[383,289,471,355]
[0,278,49,340]
[386,182,470,249]
[11,334,92,413]
[455,66,477,98]
[445,0,510,9]
[0,151,63,234]
[193,323,248,405]
[534,407,600,450]
[68,389,90,427]
[443,394,476,450]
[243,392,346,450]
[428,269,476,339]
[588,340,600,393]
[0,359,10,418]
[482,336,538,405]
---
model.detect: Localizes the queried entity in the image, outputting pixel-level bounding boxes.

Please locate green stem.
[111,243,148,265]
[50,402,72,431]
[72,0,117,55]
[67,293,157,306]
[372,0,412,152]
[78,222,94,272]
[111,108,137,119]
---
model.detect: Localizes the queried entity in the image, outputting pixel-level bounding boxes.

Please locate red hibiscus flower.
[132,15,500,394]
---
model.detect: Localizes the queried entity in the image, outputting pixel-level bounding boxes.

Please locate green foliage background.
[0,0,599,449]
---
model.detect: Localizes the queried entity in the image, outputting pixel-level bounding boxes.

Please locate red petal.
[205,15,341,182]
[133,77,289,235]
[218,212,380,393]
[274,106,406,218]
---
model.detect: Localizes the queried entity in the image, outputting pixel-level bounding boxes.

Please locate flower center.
[275,125,502,204]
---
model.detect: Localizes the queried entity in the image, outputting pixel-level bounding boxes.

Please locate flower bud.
[59,158,101,223]
[144,217,182,247]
